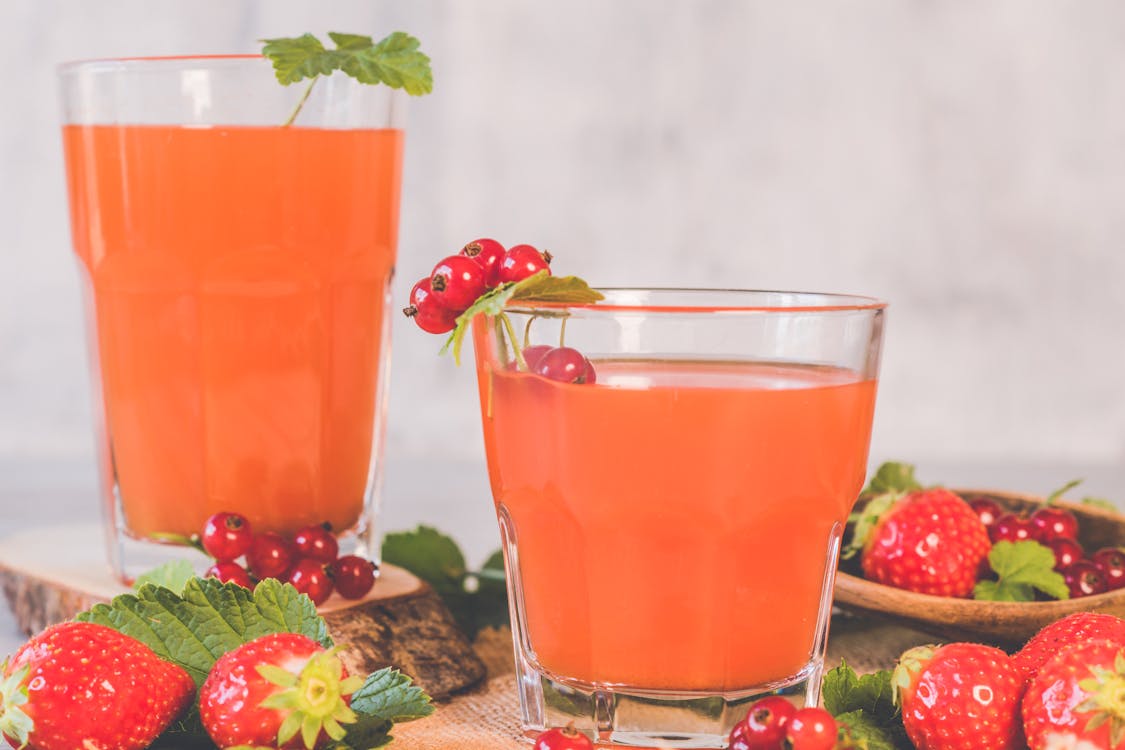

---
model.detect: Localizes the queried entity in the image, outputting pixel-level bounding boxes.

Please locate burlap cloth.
[390,614,935,749]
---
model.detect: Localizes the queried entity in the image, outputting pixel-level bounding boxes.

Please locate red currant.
[201,512,253,562]
[519,344,553,371]
[293,524,339,564]
[535,347,597,385]
[206,561,254,589]
[498,244,552,284]
[1045,537,1084,571]
[329,555,378,600]
[533,725,593,750]
[784,707,837,750]
[967,496,1004,529]
[990,512,1037,543]
[1064,560,1109,598]
[403,278,458,334]
[1092,547,1125,590]
[287,558,334,606]
[246,532,297,580]
[1030,506,1079,541]
[461,238,506,288]
[736,696,796,749]
[430,255,487,311]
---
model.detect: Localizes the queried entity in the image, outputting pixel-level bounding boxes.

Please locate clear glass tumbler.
[472,289,885,747]
[58,56,405,582]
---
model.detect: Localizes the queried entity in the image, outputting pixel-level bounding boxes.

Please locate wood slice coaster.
[0,524,486,700]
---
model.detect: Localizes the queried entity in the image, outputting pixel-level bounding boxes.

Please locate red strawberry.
[857,488,991,597]
[1015,612,1125,682]
[200,632,362,749]
[1022,638,1125,750]
[894,642,1025,750]
[0,621,194,750]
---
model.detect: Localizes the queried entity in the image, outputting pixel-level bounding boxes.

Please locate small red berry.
[1030,506,1079,541]
[431,255,487,311]
[201,512,253,561]
[535,347,597,385]
[498,244,552,284]
[461,238,506,288]
[784,707,837,750]
[519,344,553,371]
[246,532,296,580]
[329,555,378,600]
[287,558,334,606]
[990,512,1037,543]
[403,278,458,334]
[1092,547,1125,590]
[533,725,593,750]
[1045,537,1084,571]
[292,524,339,564]
[735,696,796,749]
[968,496,1004,529]
[206,561,254,588]
[1065,559,1109,598]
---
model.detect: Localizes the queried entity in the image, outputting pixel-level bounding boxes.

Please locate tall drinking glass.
[59,57,404,582]
[472,289,885,747]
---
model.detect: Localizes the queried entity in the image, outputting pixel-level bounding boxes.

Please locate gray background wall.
[2,1,1124,540]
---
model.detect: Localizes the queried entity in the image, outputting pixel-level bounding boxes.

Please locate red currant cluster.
[969,497,1125,597]
[729,698,837,750]
[200,512,376,605]
[403,238,552,334]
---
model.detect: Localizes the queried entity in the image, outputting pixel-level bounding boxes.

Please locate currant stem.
[284,78,318,127]
[499,313,528,371]
[559,316,569,348]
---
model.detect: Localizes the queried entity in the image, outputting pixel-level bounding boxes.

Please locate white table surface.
[1,455,1122,657]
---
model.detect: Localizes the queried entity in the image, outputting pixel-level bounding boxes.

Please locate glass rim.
[505,287,887,314]
[57,54,265,76]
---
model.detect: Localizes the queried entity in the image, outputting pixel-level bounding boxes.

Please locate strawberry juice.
[63,124,402,539]
[479,358,877,691]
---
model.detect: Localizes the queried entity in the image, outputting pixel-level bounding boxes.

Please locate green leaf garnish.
[132,559,196,594]
[822,661,910,749]
[349,668,435,722]
[973,540,1070,601]
[1083,496,1119,513]
[862,461,922,495]
[382,526,510,637]
[439,271,603,364]
[1046,478,1083,504]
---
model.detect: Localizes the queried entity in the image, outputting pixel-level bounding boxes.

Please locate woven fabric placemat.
[390,614,934,749]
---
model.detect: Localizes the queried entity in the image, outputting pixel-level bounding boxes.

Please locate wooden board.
[0,525,486,700]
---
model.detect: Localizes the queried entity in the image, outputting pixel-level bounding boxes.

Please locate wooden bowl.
[833,489,1125,648]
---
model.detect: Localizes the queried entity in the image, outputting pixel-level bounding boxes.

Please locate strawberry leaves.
[973,540,1070,602]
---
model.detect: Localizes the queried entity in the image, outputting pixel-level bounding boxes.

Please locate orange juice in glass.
[58,56,405,581]
[472,290,885,747]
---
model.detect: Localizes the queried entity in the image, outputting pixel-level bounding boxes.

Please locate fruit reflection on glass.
[59,33,432,580]
[406,243,884,746]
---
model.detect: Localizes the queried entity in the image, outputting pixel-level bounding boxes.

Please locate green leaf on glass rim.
[260,31,432,95]
[132,559,196,594]
[973,540,1069,602]
[440,271,604,364]
[862,461,922,495]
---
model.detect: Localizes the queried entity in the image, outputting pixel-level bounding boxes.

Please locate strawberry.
[1015,612,1125,682]
[0,621,194,750]
[893,642,1025,750]
[854,488,991,597]
[199,632,363,749]
[1022,638,1125,749]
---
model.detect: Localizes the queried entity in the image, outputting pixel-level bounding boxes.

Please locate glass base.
[513,651,823,748]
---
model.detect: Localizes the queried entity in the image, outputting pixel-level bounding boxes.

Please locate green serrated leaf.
[835,709,902,750]
[350,668,435,722]
[133,560,196,594]
[260,33,338,84]
[1046,478,1084,504]
[863,462,922,495]
[974,540,1069,601]
[335,32,434,96]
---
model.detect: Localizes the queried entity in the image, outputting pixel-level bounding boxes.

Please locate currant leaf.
[973,540,1070,601]
[261,31,432,94]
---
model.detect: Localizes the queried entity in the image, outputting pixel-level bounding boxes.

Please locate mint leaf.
[349,668,435,721]
[133,560,195,594]
[261,31,432,94]
[835,710,902,750]
[863,462,922,495]
[973,540,1070,602]
[823,662,908,749]
[441,271,604,364]
[1046,478,1084,504]
[1083,496,1119,513]
[77,577,330,686]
